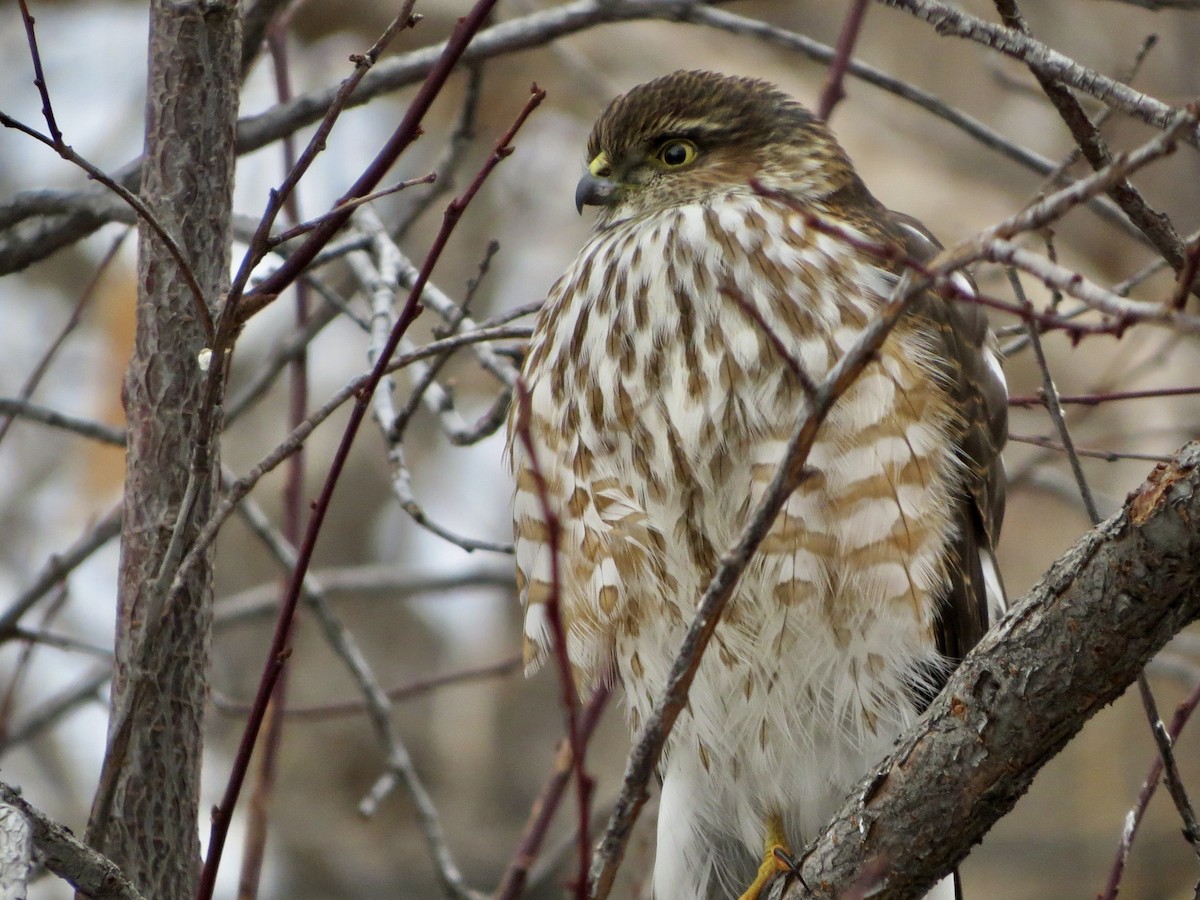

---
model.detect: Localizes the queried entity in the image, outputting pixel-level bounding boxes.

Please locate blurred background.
[2,0,1199,897]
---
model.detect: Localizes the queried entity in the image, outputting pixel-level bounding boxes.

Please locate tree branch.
[879,0,1200,146]
[0,782,146,900]
[776,441,1200,897]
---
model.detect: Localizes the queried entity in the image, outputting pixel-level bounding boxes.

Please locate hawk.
[507,70,1007,899]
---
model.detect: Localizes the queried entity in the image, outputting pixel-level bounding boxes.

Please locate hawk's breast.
[511,194,965,803]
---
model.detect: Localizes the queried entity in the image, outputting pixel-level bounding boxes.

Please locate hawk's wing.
[886,211,1008,691]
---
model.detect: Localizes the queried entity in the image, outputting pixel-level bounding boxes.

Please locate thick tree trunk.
[85,2,241,896]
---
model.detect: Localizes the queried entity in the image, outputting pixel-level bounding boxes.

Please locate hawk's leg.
[737,812,793,900]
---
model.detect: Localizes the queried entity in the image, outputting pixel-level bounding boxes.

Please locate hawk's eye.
[656,139,697,168]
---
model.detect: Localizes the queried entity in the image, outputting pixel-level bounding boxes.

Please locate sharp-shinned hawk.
[507,70,1007,899]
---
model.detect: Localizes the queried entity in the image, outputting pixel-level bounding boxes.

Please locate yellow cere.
[588,151,612,178]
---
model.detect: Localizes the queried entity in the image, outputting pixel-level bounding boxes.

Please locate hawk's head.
[576,70,858,224]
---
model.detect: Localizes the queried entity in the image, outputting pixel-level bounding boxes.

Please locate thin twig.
[513,379,592,898]
[394,58,486,241]
[0,229,127,451]
[591,258,931,897]
[195,72,539,900]
[0,670,109,755]
[1008,432,1171,463]
[0,505,122,634]
[1009,270,1101,522]
[0,585,72,742]
[1008,386,1200,407]
[212,657,521,720]
[0,398,126,446]
[215,562,515,626]
[494,689,611,900]
[817,0,870,120]
[268,173,437,246]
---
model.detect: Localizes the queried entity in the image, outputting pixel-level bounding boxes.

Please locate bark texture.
[0,801,32,900]
[774,442,1200,898]
[2,783,145,900]
[85,2,241,896]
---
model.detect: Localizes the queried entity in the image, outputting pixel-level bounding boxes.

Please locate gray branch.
[6,0,1188,274]
[880,0,1200,145]
[0,783,145,900]
[0,802,32,900]
[774,442,1200,898]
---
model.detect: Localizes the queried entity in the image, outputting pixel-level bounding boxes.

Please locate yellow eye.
[656,139,697,168]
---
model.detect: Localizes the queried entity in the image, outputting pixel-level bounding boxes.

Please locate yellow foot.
[736,813,793,900]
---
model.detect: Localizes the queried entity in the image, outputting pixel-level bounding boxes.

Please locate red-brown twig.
[512,377,593,899]
[268,173,437,246]
[817,0,870,120]
[1101,678,1200,900]
[495,688,611,900]
[4,1,213,341]
[16,0,62,143]
[239,0,501,310]
[222,1,423,329]
[194,75,542,900]
[237,19,308,899]
[1008,386,1200,407]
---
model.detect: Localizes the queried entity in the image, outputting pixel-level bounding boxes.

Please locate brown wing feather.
[886,210,1008,697]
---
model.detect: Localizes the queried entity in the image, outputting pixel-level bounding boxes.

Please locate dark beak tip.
[575,173,615,214]
[574,176,593,215]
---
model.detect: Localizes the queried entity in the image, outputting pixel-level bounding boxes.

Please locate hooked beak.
[575,172,619,214]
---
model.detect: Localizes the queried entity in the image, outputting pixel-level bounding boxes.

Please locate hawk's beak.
[575,172,618,213]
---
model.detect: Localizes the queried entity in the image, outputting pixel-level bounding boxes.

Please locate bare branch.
[992,0,1193,298]
[816,0,871,120]
[0,506,122,635]
[879,0,1200,146]
[0,782,146,900]
[0,398,126,446]
[591,261,931,898]
[778,442,1200,897]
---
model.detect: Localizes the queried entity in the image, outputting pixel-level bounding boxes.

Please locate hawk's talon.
[737,814,796,900]
[736,843,793,900]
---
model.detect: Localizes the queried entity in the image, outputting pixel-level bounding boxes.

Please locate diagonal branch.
[778,442,1200,897]
[590,263,933,899]
[878,0,1199,146]
[991,0,1193,298]
[0,782,146,900]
